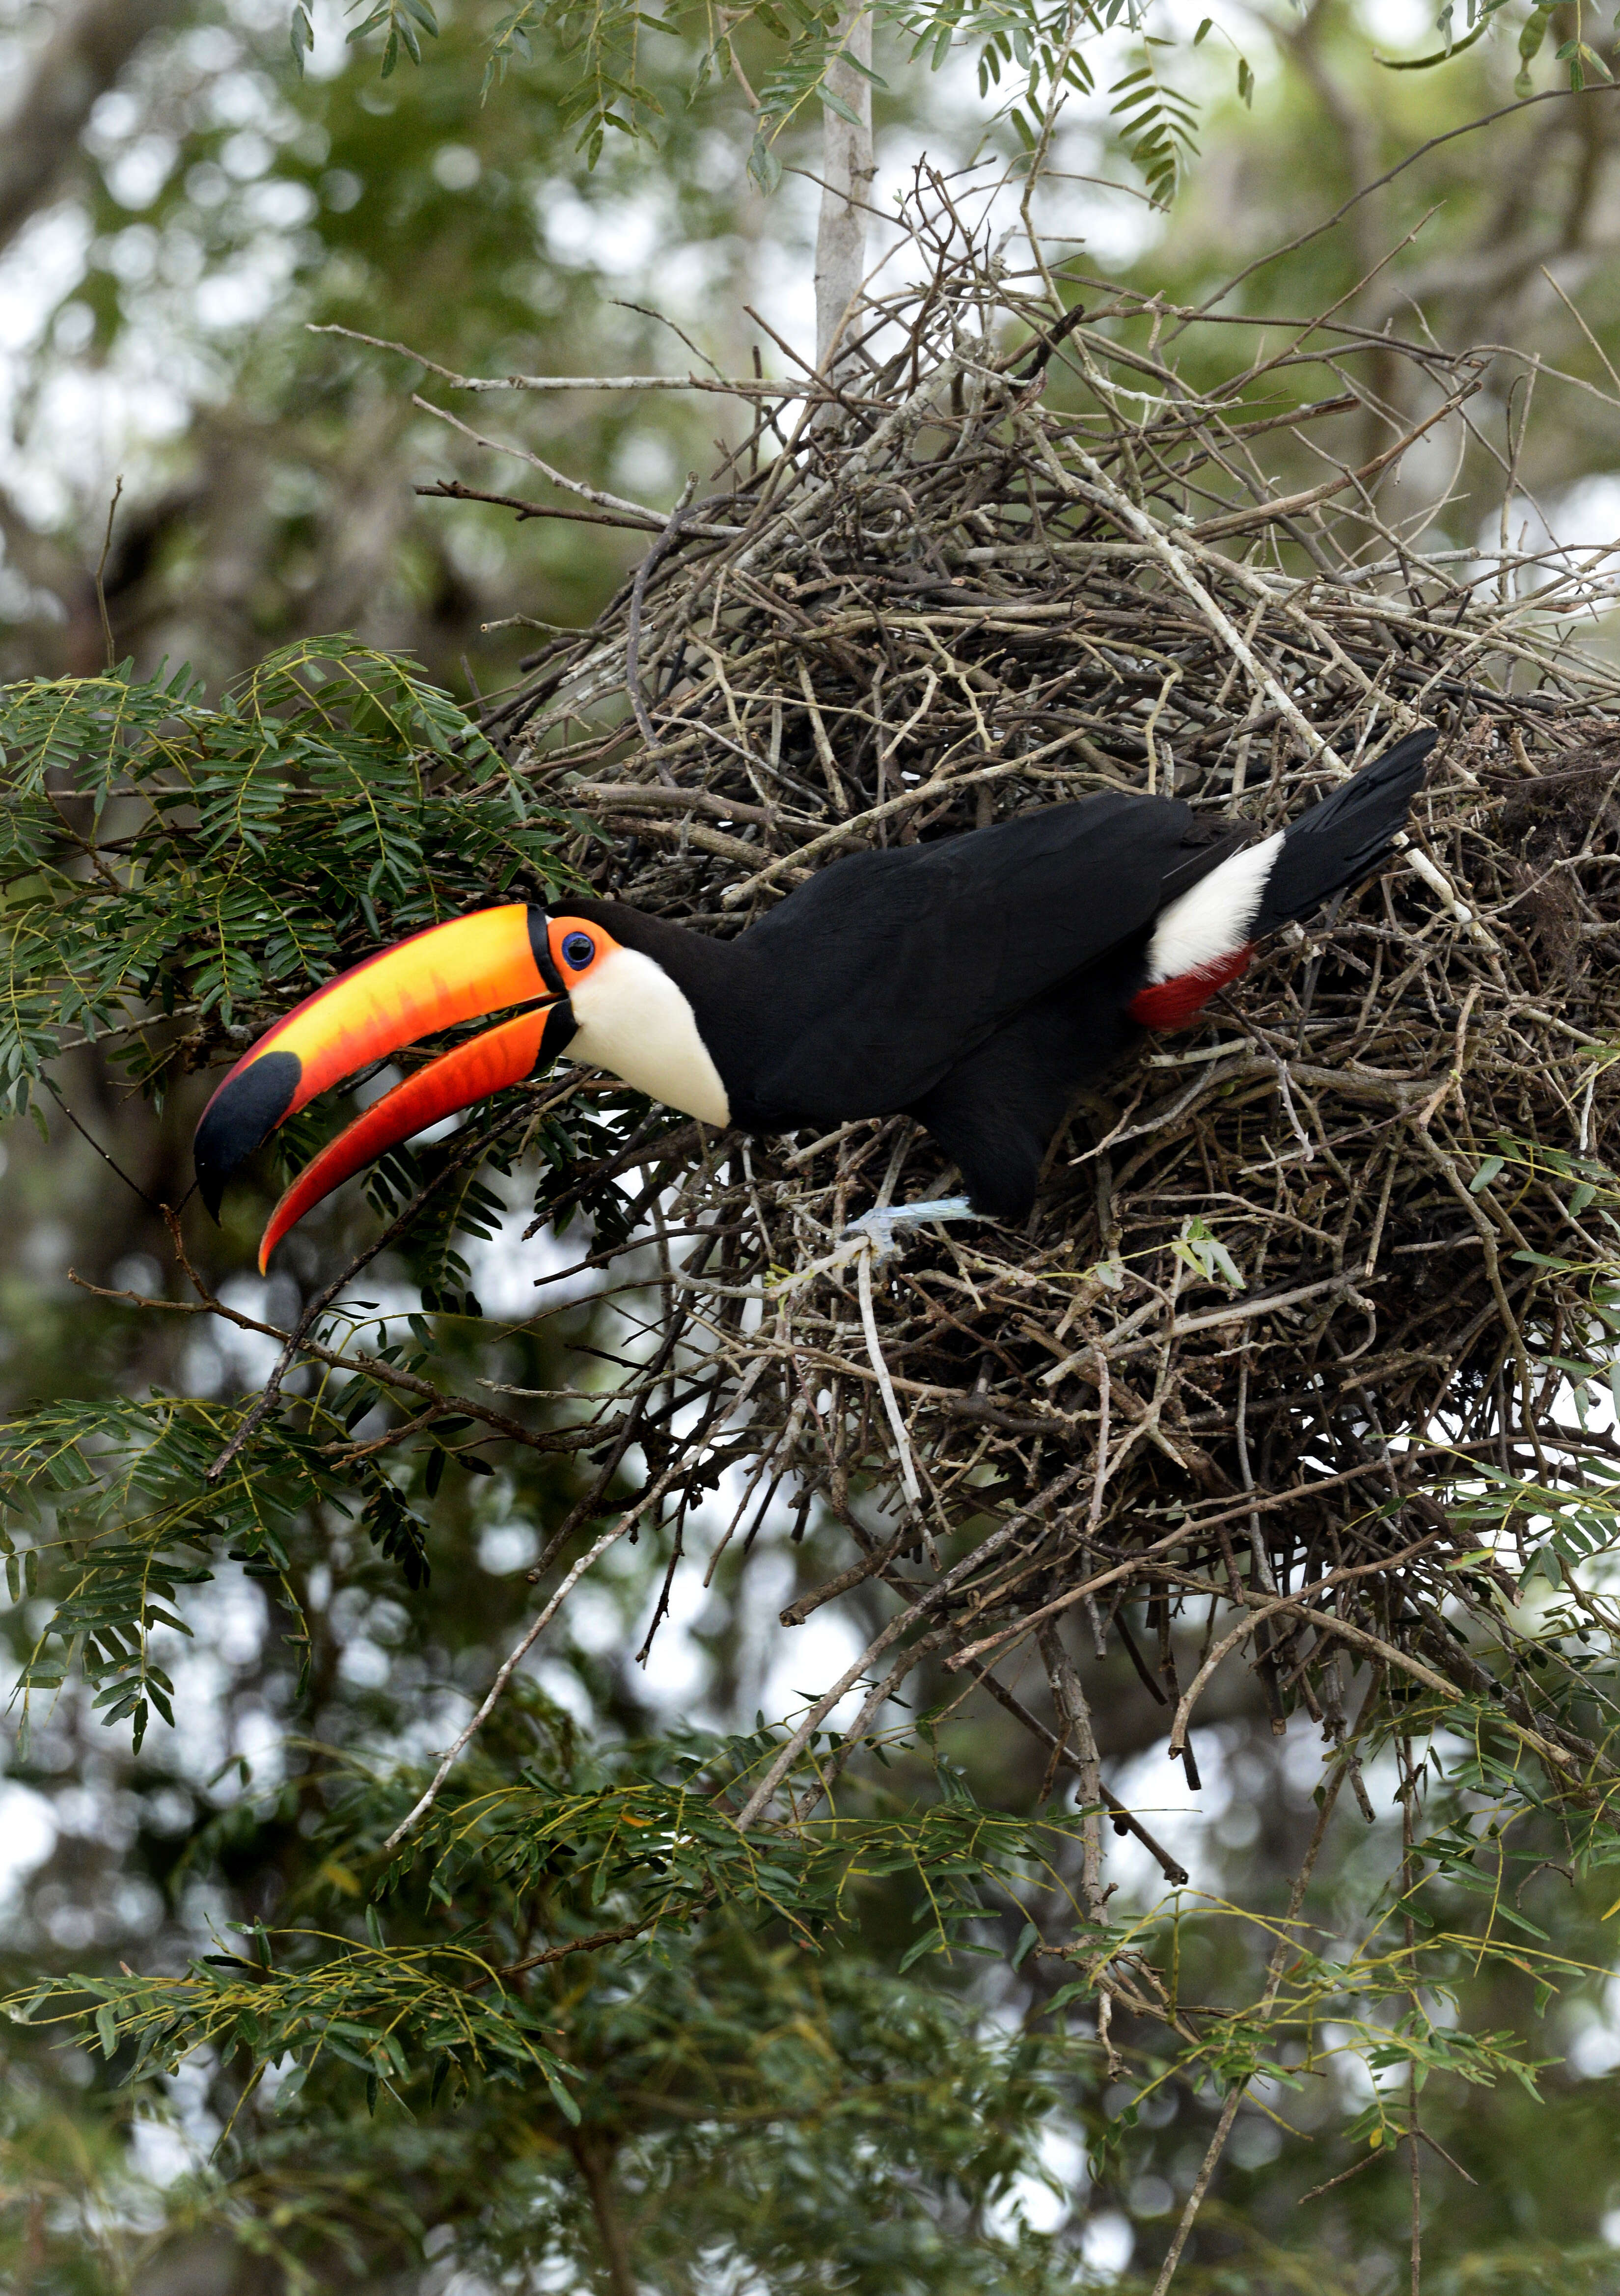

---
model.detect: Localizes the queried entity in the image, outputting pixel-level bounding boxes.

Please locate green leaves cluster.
[345,0,443,76]
[329,0,1214,202]
[35,1928,576,2128]
[1369,0,1618,86]
[17,1698,1620,2290]
[0,640,579,1117]
[314,0,1607,221]
[8,1724,1098,2287]
[0,1386,427,1757]
[386,1729,1084,1965]
[1105,41,1200,206]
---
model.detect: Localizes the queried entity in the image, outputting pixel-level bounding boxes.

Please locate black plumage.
[566,797,1215,1100]
[562,727,1433,1222]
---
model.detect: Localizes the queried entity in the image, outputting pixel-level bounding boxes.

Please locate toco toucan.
[194,727,1434,1270]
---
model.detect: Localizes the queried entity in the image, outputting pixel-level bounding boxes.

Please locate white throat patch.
[1145,832,1283,983]
[566,945,731,1127]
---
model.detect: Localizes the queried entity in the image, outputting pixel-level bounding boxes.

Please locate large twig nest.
[480,194,1620,1786]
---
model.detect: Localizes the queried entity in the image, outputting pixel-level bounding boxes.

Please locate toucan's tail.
[1131,729,1434,1026]
[1249,726,1435,937]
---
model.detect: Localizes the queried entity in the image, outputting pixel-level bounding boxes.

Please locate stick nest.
[490,200,1620,1782]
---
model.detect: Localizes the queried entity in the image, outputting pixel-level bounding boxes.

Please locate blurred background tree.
[8,1,1620,2292]
[0,0,774,691]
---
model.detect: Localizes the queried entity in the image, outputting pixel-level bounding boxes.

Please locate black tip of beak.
[193,1052,302,1224]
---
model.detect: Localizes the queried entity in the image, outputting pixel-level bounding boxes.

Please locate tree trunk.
[814,7,875,373]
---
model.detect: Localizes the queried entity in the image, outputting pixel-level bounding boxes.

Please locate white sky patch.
[541,183,664,276]
[1482,473,1620,605]
[135,1574,275,1784]
[1082,2211,1135,2276]
[102,135,181,212]
[1570,1991,1620,2079]
[131,2052,223,2182]
[0,23,302,540]
[212,1273,296,1385]
[290,0,361,83]
[478,1519,539,1575]
[1361,0,1446,47]
[463,1175,624,1320]
[130,2117,202,2193]
[983,2119,1089,2240]
[0,206,92,364]
[757,1564,869,1730]
[1098,1706,1350,1907]
[0,1779,57,1911]
[1099,1722,1232,1902]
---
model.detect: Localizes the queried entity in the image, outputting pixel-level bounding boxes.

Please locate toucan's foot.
[841,1196,976,1260]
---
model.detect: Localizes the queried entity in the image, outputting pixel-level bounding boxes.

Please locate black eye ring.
[561,931,595,970]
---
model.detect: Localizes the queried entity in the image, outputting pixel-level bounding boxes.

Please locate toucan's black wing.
[907,952,1144,1222]
[726,792,1236,1128]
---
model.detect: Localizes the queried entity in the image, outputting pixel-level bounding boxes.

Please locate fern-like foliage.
[12,1717,1092,2122]
[0,639,584,1115]
[321,0,1227,204]
[0,643,623,1748]
[9,1704,1584,2248]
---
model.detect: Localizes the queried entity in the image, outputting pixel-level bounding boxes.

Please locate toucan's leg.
[908,965,1140,1225]
[841,1196,977,1259]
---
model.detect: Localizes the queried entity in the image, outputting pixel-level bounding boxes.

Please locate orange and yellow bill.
[255,1003,566,1272]
[193,904,566,1247]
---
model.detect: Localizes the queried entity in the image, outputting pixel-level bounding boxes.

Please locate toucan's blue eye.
[562,932,595,970]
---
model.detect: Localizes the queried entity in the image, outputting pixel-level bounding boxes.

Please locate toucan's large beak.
[254,1002,574,1275]
[193,905,574,1268]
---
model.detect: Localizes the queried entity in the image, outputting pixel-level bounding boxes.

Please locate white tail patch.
[1144,832,1283,983]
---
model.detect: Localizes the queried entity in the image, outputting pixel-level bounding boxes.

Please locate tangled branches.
[425,186,1620,1835]
[18,168,1620,2293]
